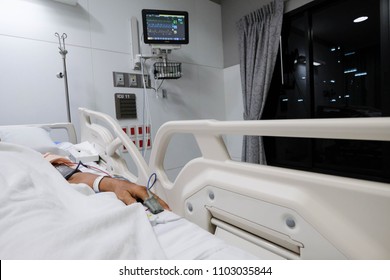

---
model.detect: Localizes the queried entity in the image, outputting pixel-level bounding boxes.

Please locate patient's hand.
[43,153,74,166]
[68,172,170,210]
[109,180,170,210]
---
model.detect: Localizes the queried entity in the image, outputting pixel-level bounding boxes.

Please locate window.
[263,0,390,183]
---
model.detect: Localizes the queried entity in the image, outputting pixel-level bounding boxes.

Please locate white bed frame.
[28,108,390,259]
[149,118,390,260]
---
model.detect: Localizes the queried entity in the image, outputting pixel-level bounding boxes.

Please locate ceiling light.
[344,68,357,74]
[353,16,368,23]
[355,72,367,77]
[344,51,356,56]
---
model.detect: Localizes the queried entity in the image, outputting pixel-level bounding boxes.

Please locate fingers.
[123,194,137,205]
[155,195,171,211]
[125,189,171,211]
[137,186,171,211]
[112,181,170,210]
[114,188,137,206]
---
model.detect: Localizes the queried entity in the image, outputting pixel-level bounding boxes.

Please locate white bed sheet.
[0,142,257,260]
[152,210,257,259]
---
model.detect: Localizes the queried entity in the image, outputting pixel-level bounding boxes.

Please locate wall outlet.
[142,74,151,88]
[129,74,138,87]
[114,72,125,87]
[113,71,150,88]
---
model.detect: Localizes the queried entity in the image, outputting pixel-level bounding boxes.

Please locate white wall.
[0,0,224,179]
[223,64,243,161]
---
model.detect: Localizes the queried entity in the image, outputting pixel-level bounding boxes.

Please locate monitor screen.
[142,9,189,45]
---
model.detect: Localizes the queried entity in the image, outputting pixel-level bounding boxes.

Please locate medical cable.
[146,172,157,195]
[147,213,182,226]
[77,161,112,177]
[143,172,164,214]
[155,78,165,92]
[139,39,152,158]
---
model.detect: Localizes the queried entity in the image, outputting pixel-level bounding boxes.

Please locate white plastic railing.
[78,107,150,184]
[149,117,390,188]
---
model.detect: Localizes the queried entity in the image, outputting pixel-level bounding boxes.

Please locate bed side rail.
[46,123,78,144]
[150,117,390,188]
[1,123,77,144]
[78,108,149,185]
[149,117,390,259]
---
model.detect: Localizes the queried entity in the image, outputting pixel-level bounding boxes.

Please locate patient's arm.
[68,172,170,210]
[42,153,169,209]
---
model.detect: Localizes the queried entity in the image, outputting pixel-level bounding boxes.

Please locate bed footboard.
[149,117,390,259]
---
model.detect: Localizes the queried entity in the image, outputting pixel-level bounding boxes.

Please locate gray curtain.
[238,0,284,164]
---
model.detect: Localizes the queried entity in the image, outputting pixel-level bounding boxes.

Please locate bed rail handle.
[207,206,303,256]
[211,219,300,259]
[106,137,122,156]
[150,117,390,189]
[78,107,150,185]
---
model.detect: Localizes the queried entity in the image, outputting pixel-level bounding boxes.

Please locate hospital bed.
[0,107,389,260]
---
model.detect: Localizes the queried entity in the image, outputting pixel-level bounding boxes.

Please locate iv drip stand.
[55,32,71,123]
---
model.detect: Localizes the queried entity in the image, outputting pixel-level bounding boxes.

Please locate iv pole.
[55,32,71,123]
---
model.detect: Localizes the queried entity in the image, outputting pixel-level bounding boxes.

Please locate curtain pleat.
[237,0,284,164]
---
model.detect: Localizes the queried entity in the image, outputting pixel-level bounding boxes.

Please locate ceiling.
[312,0,379,50]
[289,0,380,51]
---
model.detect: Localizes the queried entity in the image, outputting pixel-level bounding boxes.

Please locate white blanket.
[0,142,258,260]
[0,143,166,259]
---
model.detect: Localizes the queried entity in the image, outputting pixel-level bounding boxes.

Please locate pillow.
[0,126,62,154]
